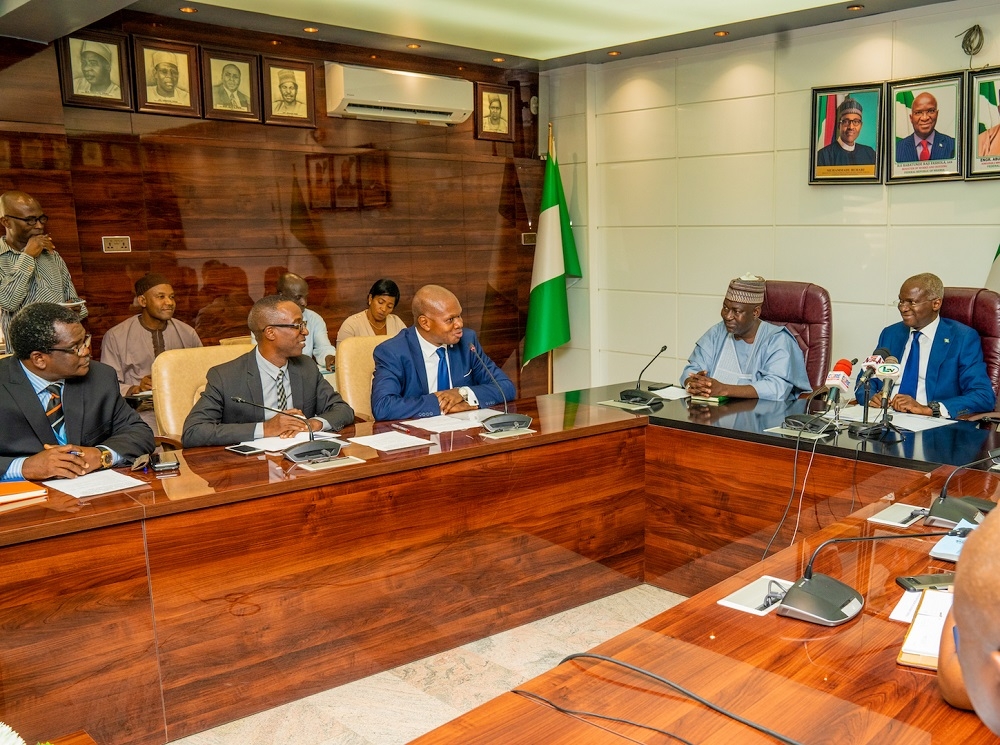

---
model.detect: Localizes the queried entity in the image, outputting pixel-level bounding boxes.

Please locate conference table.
[1,386,998,745]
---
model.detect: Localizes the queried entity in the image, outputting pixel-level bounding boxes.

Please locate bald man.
[896,92,956,162]
[370,284,515,421]
[276,272,336,370]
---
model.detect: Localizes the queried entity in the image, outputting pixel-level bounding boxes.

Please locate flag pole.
[546,122,554,393]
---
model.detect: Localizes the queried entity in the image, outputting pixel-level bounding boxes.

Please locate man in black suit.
[182,295,354,447]
[0,303,154,481]
[212,63,250,111]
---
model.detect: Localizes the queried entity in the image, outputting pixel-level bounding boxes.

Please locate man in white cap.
[978,82,1000,158]
[74,41,121,99]
[272,69,307,117]
[816,96,875,167]
[146,50,190,106]
[681,274,810,401]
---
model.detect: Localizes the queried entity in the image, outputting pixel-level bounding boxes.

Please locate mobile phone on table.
[225,444,264,456]
[150,452,180,472]
[896,572,955,592]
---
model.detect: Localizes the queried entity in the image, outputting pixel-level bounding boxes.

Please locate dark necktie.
[436,348,450,392]
[898,330,921,397]
[45,383,65,438]
[275,369,287,410]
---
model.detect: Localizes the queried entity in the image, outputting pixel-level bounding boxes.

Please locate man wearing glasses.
[896,91,956,162]
[816,96,876,167]
[0,303,154,481]
[182,295,353,447]
[858,273,994,418]
[0,190,87,344]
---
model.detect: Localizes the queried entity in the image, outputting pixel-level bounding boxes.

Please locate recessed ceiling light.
[457,66,464,71]
[406,43,420,49]
[846,4,864,10]
[714,30,729,37]
[607,50,621,57]
[179,6,197,13]
[370,54,378,59]
[270,40,281,46]
[492,57,505,63]
[304,27,319,33]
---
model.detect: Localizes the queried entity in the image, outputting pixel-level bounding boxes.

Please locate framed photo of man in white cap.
[809,83,883,184]
[133,37,202,118]
[57,31,132,111]
[263,57,315,127]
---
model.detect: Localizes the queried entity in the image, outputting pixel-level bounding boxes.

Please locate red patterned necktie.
[918,140,930,161]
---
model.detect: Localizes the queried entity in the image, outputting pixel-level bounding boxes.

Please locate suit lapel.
[288,359,305,413]
[925,319,950,396]
[244,351,265,405]
[406,328,430,394]
[63,377,84,444]
[3,359,60,446]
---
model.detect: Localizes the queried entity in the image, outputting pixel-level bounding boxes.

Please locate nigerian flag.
[986,243,1000,293]
[523,128,582,366]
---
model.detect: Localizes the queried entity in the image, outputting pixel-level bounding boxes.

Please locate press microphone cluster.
[857,347,890,388]
[620,345,667,409]
[924,447,1000,528]
[777,527,971,626]
[468,343,532,433]
[823,357,856,407]
[230,396,342,462]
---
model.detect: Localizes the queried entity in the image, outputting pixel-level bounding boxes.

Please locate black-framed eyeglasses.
[5,214,49,226]
[46,334,92,356]
[268,321,308,331]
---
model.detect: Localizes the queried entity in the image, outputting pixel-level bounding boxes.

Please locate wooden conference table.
[1,387,998,744]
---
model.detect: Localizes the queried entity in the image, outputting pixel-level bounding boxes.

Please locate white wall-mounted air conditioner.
[325,63,473,127]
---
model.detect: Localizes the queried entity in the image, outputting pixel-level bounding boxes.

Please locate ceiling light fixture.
[179,6,197,13]
[608,51,621,57]
[270,40,281,46]
[714,30,729,37]
[407,43,420,49]
[846,4,864,10]
[370,54,378,59]
[492,57,505,63]
[303,27,319,33]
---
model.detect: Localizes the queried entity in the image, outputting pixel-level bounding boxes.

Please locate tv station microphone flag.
[523,123,582,366]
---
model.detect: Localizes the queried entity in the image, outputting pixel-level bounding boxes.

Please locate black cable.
[958,24,984,61]
[762,429,804,560]
[512,688,696,745]
[562,653,807,745]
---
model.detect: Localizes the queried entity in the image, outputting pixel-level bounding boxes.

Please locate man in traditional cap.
[681,274,810,401]
[74,41,121,99]
[482,94,508,133]
[896,91,955,162]
[858,272,993,418]
[212,63,250,111]
[816,96,876,167]
[101,273,202,432]
[977,82,1000,158]
[146,50,190,106]
[272,69,307,117]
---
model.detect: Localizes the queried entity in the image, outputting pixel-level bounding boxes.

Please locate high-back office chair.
[335,335,389,422]
[151,343,255,446]
[940,286,1000,402]
[759,280,833,390]
[219,335,254,346]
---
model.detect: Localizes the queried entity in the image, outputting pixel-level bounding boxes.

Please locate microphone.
[230,396,342,462]
[924,447,1000,528]
[777,527,970,626]
[619,345,668,408]
[875,356,901,397]
[823,358,856,407]
[856,347,890,388]
[467,343,532,433]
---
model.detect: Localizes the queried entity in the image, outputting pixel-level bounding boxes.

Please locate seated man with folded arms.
[101,273,202,431]
[0,302,154,480]
[276,272,337,371]
[182,295,354,447]
[938,507,1000,735]
[681,274,810,401]
[371,284,514,421]
[858,273,994,419]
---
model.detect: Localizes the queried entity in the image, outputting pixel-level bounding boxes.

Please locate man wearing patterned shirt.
[0,191,86,343]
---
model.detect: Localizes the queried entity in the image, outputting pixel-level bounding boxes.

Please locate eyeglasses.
[5,214,49,226]
[896,299,932,310]
[839,118,862,127]
[269,321,308,331]
[46,334,92,356]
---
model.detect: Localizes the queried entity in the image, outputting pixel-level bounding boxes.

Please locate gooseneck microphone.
[924,447,1000,528]
[230,396,342,462]
[467,343,532,433]
[619,345,668,408]
[777,527,970,626]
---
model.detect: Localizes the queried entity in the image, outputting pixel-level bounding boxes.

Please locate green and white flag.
[986,243,1000,293]
[523,128,582,366]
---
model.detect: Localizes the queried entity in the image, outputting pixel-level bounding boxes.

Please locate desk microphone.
[777,527,970,626]
[467,343,532,433]
[619,345,667,408]
[230,396,342,462]
[856,347,890,388]
[924,447,1000,528]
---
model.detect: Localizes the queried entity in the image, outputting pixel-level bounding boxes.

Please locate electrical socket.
[102,236,131,253]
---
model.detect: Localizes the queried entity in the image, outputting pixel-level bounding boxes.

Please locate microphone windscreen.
[832,358,853,374]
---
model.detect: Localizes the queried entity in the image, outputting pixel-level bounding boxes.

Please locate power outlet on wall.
[102,236,132,253]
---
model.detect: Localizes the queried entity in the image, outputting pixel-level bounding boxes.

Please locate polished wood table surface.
[416,477,997,744]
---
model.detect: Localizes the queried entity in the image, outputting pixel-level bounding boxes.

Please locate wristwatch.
[459,386,479,406]
[928,401,942,418]
[96,446,114,469]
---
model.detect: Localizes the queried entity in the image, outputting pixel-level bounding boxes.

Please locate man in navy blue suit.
[895,92,956,162]
[371,284,515,421]
[858,273,994,419]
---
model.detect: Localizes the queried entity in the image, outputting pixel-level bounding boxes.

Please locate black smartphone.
[896,572,955,592]
[225,444,264,455]
[150,452,180,472]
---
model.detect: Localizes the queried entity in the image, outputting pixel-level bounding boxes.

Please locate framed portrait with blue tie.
[886,72,964,184]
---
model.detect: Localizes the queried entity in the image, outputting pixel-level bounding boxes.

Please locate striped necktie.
[45,383,65,438]
[276,369,288,410]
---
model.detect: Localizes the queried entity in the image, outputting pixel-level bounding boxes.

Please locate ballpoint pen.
[391,423,411,433]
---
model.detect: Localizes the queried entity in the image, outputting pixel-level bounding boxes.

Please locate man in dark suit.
[895,92,956,162]
[212,63,250,111]
[0,303,154,481]
[371,284,515,421]
[857,273,995,419]
[182,295,353,447]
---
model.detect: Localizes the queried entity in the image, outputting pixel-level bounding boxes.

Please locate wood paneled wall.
[0,12,547,394]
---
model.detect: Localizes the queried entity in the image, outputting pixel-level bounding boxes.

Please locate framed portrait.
[359,151,390,208]
[966,66,1000,180]
[332,155,360,210]
[809,84,883,184]
[306,155,333,210]
[57,31,132,111]
[474,82,515,143]
[886,72,964,183]
[263,57,315,127]
[134,37,202,118]
[201,47,260,122]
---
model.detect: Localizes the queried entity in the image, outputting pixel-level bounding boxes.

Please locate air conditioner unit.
[325,63,473,127]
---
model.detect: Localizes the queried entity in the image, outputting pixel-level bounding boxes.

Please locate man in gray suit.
[212,63,250,111]
[182,295,354,447]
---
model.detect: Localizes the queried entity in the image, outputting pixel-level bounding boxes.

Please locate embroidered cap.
[725,274,765,305]
[135,273,170,297]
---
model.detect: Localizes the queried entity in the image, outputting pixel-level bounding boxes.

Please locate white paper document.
[648,385,690,401]
[835,405,957,431]
[900,590,953,657]
[401,414,488,433]
[44,470,147,499]
[348,432,434,451]
[241,431,344,453]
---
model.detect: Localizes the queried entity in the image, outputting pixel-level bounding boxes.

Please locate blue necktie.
[436,347,450,392]
[898,330,920,398]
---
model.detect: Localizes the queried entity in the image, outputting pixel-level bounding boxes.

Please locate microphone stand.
[619,345,667,409]
[924,447,1000,528]
[467,344,532,433]
[230,396,342,462]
